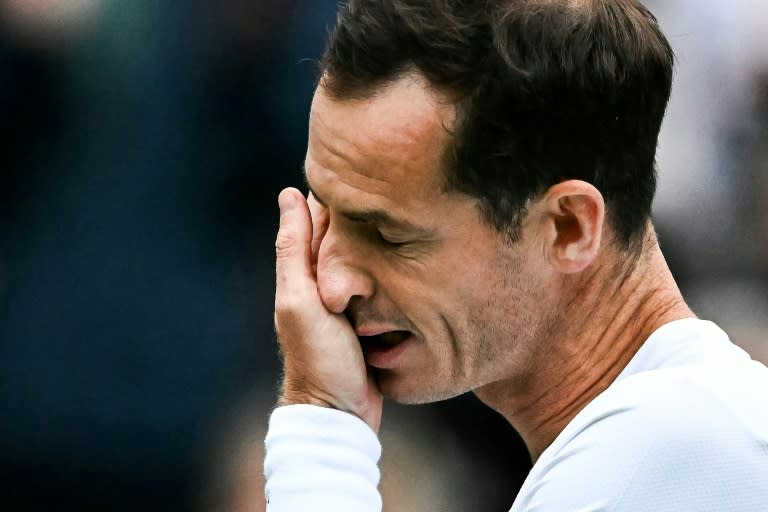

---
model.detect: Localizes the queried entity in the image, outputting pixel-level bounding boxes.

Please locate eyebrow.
[303,171,435,236]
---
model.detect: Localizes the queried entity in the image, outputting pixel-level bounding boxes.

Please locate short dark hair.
[320,0,674,249]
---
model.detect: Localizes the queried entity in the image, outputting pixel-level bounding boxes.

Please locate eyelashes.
[374,229,409,249]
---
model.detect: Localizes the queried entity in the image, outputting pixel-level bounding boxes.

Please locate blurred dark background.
[0,1,765,511]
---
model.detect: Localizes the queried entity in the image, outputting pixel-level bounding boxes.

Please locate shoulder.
[511,369,768,512]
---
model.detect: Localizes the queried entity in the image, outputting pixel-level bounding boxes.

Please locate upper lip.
[356,326,408,337]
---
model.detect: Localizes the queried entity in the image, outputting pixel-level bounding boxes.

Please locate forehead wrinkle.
[307,130,392,202]
[310,108,382,182]
[313,105,429,185]
[306,156,401,222]
[311,76,454,191]
[360,96,450,180]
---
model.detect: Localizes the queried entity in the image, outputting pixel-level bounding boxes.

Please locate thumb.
[276,188,315,294]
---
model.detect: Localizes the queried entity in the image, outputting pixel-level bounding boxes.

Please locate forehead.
[306,74,456,200]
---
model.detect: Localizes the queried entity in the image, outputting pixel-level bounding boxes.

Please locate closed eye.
[376,230,409,248]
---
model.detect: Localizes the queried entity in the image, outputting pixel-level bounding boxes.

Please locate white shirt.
[264,319,768,511]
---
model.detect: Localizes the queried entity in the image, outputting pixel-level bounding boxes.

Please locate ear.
[540,180,605,274]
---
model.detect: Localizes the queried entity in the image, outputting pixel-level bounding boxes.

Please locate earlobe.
[545,181,605,274]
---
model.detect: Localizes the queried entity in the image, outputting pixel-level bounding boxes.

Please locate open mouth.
[359,330,410,349]
[358,330,412,367]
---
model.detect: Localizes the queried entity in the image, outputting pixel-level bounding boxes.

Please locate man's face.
[305,75,558,404]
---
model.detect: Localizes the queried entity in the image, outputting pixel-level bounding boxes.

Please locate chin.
[376,369,466,405]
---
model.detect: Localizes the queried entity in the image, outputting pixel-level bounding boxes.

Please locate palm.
[274,188,383,431]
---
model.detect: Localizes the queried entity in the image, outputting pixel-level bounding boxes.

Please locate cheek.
[371,238,526,327]
[448,250,539,334]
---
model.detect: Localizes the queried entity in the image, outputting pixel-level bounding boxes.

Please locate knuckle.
[275,229,300,256]
[274,293,303,319]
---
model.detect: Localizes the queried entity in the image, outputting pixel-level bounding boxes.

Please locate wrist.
[278,376,382,432]
[277,391,335,409]
[278,377,340,408]
[277,391,381,433]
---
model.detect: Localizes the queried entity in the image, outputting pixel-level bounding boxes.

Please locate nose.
[316,226,375,315]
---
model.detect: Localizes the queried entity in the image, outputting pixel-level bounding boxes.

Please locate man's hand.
[274,188,383,432]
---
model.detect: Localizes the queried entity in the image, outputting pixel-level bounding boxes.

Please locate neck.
[474,230,694,462]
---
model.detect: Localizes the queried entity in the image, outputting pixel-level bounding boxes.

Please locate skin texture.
[274,73,693,458]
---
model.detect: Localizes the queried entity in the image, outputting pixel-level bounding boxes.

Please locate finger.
[307,192,329,267]
[276,188,315,295]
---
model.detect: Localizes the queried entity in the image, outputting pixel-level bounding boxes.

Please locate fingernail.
[278,190,296,214]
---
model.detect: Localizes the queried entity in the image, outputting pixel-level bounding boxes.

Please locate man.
[264,0,768,510]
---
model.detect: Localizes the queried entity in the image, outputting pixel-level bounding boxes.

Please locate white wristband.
[264,404,383,512]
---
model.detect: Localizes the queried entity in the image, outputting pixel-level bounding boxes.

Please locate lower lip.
[363,335,413,369]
